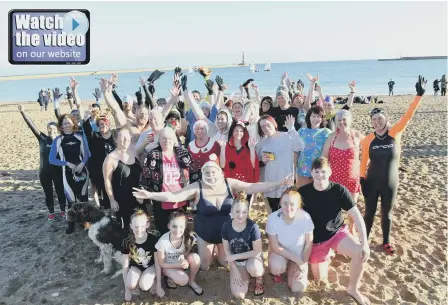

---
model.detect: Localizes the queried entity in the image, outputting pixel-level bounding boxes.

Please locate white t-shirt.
[266,209,314,260]
[155,232,185,264]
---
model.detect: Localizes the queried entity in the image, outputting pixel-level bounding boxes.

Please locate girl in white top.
[266,188,314,292]
[155,211,203,296]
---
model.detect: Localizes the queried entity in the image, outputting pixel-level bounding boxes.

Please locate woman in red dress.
[218,120,260,205]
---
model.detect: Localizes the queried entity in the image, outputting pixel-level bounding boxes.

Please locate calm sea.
[0,59,446,102]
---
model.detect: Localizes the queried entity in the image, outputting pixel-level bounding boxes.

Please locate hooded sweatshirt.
[208,108,233,143]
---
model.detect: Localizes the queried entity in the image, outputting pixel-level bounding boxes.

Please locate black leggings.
[40,169,66,213]
[267,197,281,213]
[362,179,398,245]
[152,201,187,235]
[442,88,446,96]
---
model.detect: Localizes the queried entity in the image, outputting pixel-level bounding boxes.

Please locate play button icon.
[72,19,79,31]
[63,10,89,35]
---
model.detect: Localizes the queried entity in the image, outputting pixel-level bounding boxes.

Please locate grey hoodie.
[207,108,233,142]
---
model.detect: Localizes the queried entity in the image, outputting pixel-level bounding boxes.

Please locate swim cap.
[370,108,387,117]
[47,122,57,127]
[123,95,134,105]
[324,96,334,104]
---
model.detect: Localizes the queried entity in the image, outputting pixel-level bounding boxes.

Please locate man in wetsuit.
[388,79,395,96]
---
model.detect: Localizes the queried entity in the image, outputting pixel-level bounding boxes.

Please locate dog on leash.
[67,203,126,277]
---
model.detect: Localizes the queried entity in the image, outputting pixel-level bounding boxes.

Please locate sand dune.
[0,95,446,305]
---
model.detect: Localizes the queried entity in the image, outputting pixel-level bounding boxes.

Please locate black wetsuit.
[360,96,422,245]
[388,81,395,96]
[49,132,90,206]
[84,120,117,209]
[20,111,66,213]
[112,159,141,231]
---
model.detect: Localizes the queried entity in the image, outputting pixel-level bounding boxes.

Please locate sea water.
[0,59,446,102]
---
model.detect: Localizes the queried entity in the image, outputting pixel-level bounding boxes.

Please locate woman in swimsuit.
[322,109,364,233]
[103,128,142,231]
[360,75,427,255]
[133,154,293,270]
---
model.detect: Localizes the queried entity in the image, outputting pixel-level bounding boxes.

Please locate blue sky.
[1,1,447,76]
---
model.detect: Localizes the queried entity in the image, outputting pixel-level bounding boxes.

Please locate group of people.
[388,74,445,96]
[20,67,428,304]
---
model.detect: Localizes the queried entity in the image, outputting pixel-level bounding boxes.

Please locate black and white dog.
[67,203,126,277]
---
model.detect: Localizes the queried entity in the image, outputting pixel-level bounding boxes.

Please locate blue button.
[63,10,89,35]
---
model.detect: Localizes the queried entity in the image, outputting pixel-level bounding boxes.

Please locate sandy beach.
[0,95,446,305]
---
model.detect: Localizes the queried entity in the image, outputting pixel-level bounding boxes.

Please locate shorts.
[235,255,263,267]
[309,225,350,264]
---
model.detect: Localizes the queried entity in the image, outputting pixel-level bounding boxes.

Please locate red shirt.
[187,138,221,182]
[223,144,260,184]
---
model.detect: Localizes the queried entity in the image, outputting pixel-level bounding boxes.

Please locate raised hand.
[306,73,319,83]
[109,73,119,87]
[205,79,215,96]
[92,88,101,101]
[69,77,79,91]
[281,72,288,86]
[53,87,63,99]
[348,80,356,93]
[284,114,295,131]
[415,75,427,96]
[217,136,227,148]
[248,137,258,150]
[181,75,188,91]
[170,75,181,97]
[139,76,146,87]
[174,66,183,78]
[99,77,112,94]
[215,76,225,91]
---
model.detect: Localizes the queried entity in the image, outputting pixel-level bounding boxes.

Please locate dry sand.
[0,95,446,305]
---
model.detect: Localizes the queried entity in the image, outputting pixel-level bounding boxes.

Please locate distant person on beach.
[433,79,440,96]
[388,79,395,96]
[441,74,447,96]
[360,75,427,256]
[18,105,66,221]
[37,89,44,111]
[65,86,74,109]
[299,157,370,305]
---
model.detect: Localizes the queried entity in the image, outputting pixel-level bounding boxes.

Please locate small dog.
[67,203,126,277]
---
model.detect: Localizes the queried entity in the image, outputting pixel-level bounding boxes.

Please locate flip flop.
[273,274,284,283]
[188,283,204,296]
[383,243,396,255]
[254,282,264,296]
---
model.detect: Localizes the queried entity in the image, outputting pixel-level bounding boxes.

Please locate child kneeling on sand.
[221,191,265,298]
[155,211,203,295]
[122,210,165,303]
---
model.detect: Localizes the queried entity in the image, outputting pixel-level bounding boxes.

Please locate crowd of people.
[20,68,429,304]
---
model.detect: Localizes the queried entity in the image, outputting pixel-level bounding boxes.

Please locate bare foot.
[347,287,370,305]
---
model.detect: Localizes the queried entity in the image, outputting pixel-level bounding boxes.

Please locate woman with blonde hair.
[266,188,314,292]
